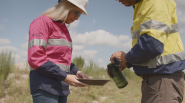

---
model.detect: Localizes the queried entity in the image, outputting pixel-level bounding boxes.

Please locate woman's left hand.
[76,71,89,79]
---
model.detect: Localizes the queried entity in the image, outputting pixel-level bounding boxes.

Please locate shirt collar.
[52,19,63,23]
[135,0,141,4]
[133,0,141,8]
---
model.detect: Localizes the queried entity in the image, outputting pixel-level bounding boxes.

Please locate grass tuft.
[0,56,185,103]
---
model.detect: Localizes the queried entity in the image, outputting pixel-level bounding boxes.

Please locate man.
[110,0,185,103]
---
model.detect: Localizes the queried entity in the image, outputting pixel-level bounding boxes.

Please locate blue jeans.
[32,89,67,103]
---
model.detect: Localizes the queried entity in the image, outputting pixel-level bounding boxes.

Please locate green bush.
[0,50,14,97]
[82,59,107,79]
[72,56,85,70]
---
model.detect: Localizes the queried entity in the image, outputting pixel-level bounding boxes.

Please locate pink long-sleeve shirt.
[28,15,79,96]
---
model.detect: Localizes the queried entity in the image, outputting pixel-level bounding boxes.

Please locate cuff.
[70,63,80,75]
[126,62,132,68]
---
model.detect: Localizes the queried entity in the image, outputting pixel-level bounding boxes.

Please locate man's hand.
[64,74,88,87]
[110,51,127,71]
[76,71,90,79]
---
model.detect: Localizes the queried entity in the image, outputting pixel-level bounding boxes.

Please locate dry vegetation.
[0,52,185,103]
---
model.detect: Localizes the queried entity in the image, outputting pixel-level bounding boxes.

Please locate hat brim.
[68,0,88,16]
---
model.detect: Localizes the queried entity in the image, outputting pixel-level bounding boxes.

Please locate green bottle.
[107,58,128,89]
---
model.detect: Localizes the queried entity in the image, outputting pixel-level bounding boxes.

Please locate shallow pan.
[77,79,110,86]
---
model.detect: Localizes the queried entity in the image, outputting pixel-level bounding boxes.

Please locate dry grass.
[0,68,32,103]
[0,55,185,103]
[68,77,142,103]
[1,68,185,103]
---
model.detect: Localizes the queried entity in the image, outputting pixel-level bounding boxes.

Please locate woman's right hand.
[64,74,88,87]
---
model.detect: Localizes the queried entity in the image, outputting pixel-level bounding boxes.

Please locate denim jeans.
[32,89,67,103]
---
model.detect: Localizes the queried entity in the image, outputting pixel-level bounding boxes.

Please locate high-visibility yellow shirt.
[125,0,185,74]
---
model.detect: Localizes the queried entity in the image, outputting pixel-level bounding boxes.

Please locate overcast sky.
[0,0,185,68]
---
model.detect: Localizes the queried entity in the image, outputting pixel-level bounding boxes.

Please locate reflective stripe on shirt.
[30,63,70,72]
[28,39,47,50]
[134,51,185,67]
[170,23,179,34]
[28,39,73,49]
[132,21,178,39]
[48,39,72,48]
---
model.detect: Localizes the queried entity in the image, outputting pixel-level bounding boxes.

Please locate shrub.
[0,50,14,97]
[72,56,85,70]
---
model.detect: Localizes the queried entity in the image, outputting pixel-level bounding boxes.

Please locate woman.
[28,0,89,103]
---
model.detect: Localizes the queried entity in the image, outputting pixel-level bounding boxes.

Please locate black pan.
[77,79,110,86]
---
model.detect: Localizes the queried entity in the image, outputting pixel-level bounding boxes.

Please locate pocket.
[145,76,163,93]
[142,77,163,103]
[54,46,68,54]
[51,31,67,39]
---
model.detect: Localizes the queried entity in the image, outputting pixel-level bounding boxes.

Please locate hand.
[110,51,127,71]
[76,71,89,79]
[64,74,88,87]
[119,64,127,71]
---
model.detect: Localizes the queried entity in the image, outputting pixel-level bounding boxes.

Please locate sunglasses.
[72,10,82,17]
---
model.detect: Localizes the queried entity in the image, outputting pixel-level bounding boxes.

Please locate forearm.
[35,61,67,81]
[125,34,164,64]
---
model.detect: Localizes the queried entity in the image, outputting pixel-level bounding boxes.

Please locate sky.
[0,0,185,68]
